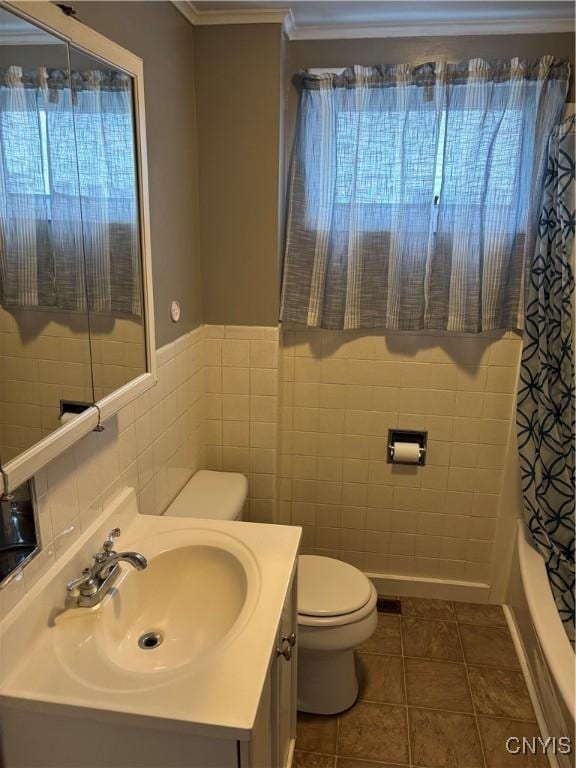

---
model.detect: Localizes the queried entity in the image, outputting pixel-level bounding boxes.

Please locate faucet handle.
[103,527,121,553]
[66,568,94,593]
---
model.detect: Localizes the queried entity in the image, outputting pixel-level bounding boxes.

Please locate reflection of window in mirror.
[0,7,93,464]
[0,480,38,584]
[68,47,148,402]
[0,7,147,470]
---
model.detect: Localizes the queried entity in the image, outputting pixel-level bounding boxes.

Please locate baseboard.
[366,572,491,602]
[504,604,568,768]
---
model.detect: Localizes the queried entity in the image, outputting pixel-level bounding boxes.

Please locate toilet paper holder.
[387,429,427,466]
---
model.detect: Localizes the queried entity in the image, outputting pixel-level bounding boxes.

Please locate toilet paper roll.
[60,412,76,425]
[391,442,421,464]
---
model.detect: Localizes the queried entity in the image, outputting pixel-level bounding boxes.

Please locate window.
[334,108,523,210]
[281,61,568,331]
[0,98,137,212]
[1,105,49,195]
[0,68,142,315]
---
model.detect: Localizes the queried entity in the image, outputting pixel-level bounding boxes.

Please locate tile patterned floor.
[295,598,548,768]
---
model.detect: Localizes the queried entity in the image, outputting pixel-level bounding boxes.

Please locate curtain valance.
[299,58,570,89]
[0,65,131,91]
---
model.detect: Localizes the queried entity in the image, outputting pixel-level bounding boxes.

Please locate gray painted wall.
[75,1,203,347]
[194,24,283,328]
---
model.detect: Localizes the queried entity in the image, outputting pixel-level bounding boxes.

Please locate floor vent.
[376,597,401,614]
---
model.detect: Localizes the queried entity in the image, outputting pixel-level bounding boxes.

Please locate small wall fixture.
[387,429,427,466]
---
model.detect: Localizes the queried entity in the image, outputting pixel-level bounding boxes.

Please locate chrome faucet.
[66,528,147,608]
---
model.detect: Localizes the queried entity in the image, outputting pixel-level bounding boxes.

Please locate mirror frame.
[0,1,156,493]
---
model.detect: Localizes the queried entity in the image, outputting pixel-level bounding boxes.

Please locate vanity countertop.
[0,487,301,740]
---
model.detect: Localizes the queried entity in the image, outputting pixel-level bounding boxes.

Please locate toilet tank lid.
[298,555,373,617]
[165,470,248,521]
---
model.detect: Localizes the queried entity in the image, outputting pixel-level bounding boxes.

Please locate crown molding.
[171,3,572,40]
[171,1,201,25]
[290,17,572,41]
[172,2,290,27]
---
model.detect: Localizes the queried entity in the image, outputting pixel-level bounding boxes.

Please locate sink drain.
[138,631,163,650]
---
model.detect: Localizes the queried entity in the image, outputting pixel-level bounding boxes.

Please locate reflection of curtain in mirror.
[0,65,141,316]
[71,69,141,316]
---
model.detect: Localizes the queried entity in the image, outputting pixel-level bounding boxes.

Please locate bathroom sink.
[0,489,300,734]
[52,529,260,691]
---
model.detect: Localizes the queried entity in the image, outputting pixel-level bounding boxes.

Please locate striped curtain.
[0,65,141,316]
[517,115,575,643]
[281,59,570,332]
[70,68,142,316]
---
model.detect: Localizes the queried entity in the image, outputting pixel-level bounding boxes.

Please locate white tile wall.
[203,325,280,523]
[0,321,523,620]
[0,327,204,617]
[0,307,146,460]
[278,327,522,584]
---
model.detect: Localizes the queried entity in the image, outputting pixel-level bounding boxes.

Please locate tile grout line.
[399,614,413,768]
[297,600,535,768]
[354,696,539,724]
[359,647,522,671]
[455,613,489,768]
[402,613,508,629]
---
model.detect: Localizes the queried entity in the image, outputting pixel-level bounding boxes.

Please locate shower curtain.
[517,114,575,644]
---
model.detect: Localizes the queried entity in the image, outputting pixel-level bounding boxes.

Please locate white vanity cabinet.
[243,567,298,768]
[1,565,298,768]
[0,496,301,768]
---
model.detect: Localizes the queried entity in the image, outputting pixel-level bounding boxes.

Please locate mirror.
[68,45,147,402]
[0,7,93,462]
[0,6,147,469]
[0,4,152,583]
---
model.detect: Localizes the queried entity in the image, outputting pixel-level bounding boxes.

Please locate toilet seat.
[297,555,377,627]
[298,583,377,627]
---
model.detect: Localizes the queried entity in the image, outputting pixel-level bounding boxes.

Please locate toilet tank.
[163,470,248,521]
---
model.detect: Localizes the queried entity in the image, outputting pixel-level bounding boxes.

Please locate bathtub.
[506,521,575,766]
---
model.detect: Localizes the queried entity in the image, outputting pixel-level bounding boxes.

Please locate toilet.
[297,555,377,714]
[163,470,378,714]
[163,469,247,521]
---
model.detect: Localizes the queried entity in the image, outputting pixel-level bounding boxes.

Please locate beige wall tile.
[488,339,521,366]
[482,393,514,420]
[222,367,249,394]
[295,356,320,382]
[15,320,520,609]
[221,339,250,367]
[223,420,249,447]
[485,366,518,393]
[250,340,278,368]
[426,389,456,415]
[479,419,510,445]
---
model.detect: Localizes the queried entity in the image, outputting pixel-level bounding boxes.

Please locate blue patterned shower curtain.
[517,115,575,644]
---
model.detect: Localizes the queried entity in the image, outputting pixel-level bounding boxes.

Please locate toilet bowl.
[163,472,377,715]
[297,555,378,714]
